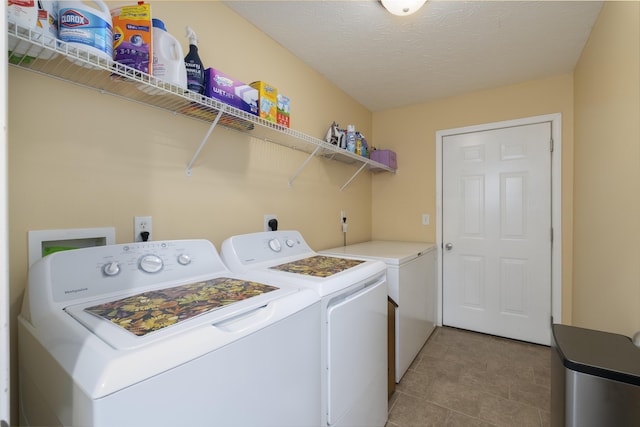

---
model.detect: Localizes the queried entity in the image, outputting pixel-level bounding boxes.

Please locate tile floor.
[387,326,551,427]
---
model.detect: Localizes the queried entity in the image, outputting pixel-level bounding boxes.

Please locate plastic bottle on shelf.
[58,0,113,66]
[184,26,205,94]
[346,125,356,153]
[152,19,187,90]
[360,133,369,158]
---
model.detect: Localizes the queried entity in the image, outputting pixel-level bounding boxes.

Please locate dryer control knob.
[177,253,191,265]
[285,239,295,247]
[139,254,163,273]
[268,238,282,252]
[103,262,120,276]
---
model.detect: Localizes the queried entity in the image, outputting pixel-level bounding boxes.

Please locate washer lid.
[321,241,436,265]
[65,276,294,350]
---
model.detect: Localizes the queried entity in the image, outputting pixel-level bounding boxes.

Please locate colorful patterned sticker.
[270,255,364,278]
[84,278,278,337]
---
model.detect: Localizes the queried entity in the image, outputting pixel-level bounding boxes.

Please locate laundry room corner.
[6,1,381,423]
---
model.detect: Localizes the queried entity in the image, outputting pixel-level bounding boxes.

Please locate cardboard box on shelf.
[277,94,290,128]
[250,81,278,123]
[204,68,258,116]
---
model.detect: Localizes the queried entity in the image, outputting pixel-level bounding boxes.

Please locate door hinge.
[550,138,554,153]
[551,227,554,244]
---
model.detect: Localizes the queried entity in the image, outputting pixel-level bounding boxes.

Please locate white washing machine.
[18,239,321,427]
[221,231,388,427]
[321,241,437,382]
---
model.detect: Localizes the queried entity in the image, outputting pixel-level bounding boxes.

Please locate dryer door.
[327,276,388,426]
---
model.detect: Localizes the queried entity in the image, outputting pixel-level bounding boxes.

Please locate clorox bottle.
[152,19,187,90]
[58,0,113,66]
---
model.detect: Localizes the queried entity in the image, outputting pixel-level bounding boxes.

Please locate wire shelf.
[8,21,395,186]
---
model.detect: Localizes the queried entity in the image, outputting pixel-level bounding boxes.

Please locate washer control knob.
[268,238,282,252]
[103,262,120,276]
[285,239,295,248]
[177,253,191,265]
[139,254,163,273]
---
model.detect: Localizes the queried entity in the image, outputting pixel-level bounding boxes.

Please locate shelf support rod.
[288,145,322,187]
[340,163,368,191]
[186,105,227,176]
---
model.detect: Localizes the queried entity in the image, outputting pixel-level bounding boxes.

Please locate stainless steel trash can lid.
[552,324,640,386]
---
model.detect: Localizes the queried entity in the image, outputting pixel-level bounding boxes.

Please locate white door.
[442,122,551,345]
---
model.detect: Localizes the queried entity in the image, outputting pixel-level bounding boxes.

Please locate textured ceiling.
[225,0,603,111]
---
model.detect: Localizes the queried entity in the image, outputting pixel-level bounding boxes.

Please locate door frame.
[435,113,562,330]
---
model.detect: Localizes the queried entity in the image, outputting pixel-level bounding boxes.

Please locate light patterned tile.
[477,392,544,427]
[509,381,550,411]
[445,410,499,427]
[460,368,511,399]
[394,327,551,427]
[388,392,450,427]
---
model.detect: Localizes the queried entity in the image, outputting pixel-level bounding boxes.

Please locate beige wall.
[573,1,640,336]
[8,0,640,423]
[371,73,575,323]
[8,2,374,422]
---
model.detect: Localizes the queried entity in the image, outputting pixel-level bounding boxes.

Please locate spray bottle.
[346,125,356,153]
[184,26,205,94]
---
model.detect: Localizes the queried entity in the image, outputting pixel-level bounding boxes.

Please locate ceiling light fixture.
[381,0,427,16]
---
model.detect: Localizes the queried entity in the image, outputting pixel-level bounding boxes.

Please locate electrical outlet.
[264,214,278,232]
[340,210,346,222]
[134,216,152,242]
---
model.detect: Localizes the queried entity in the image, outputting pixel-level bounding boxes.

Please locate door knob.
[445,242,453,251]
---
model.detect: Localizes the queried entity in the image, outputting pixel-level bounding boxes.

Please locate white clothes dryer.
[221,231,388,427]
[18,239,321,427]
[320,241,437,383]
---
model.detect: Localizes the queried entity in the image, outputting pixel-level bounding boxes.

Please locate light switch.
[422,214,430,225]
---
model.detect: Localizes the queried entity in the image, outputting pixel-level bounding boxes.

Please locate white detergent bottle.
[151,19,187,91]
[58,0,113,67]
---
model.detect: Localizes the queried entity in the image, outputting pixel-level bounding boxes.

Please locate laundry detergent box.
[371,149,397,169]
[277,93,290,128]
[111,2,153,74]
[204,68,259,115]
[250,81,278,123]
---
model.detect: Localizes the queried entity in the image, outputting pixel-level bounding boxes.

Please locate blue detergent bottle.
[346,125,356,153]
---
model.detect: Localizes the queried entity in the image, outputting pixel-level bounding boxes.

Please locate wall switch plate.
[134,216,152,242]
[264,214,278,232]
[422,214,430,225]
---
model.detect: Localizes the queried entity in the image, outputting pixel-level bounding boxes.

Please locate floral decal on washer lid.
[84,278,278,337]
[270,255,364,277]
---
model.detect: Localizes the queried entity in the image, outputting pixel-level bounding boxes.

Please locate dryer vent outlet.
[264,215,278,232]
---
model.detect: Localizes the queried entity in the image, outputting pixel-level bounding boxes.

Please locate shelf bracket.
[340,163,368,191]
[186,105,227,176]
[288,145,322,187]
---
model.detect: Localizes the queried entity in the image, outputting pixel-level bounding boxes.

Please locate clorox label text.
[60,10,88,27]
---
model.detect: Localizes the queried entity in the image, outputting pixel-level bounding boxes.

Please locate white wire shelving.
[7,21,396,190]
